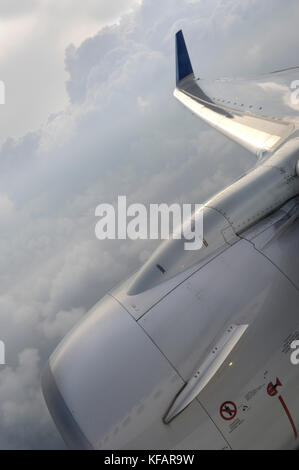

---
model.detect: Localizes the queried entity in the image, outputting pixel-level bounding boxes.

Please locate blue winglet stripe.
[175,30,193,84]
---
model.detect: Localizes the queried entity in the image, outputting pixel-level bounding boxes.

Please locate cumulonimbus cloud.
[0,0,298,449]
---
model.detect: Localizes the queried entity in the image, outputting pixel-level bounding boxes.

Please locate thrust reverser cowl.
[42,295,229,450]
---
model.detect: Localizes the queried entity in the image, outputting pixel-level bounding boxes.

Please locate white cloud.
[0,0,298,449]
[0,0,141,143]
[0,195,13,217]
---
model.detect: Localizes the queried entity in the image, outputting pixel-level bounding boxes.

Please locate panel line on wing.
[174,88,294,155]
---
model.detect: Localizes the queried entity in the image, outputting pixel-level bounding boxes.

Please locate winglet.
[175,30,194,85]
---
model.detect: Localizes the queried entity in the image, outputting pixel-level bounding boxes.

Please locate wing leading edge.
[175,30,297,157]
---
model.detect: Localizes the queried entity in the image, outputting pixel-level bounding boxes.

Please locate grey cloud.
[0,0,38,18]
[0,0,298,449]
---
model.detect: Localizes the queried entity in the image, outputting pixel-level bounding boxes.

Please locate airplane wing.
[175,30,299,157]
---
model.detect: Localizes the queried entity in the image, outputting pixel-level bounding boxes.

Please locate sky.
[0,0,141,143]
[1,0,299,449]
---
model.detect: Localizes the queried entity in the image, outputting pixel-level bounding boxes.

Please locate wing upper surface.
[175,31,299,156]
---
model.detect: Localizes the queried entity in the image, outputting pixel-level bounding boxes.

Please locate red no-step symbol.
[220,401,237,421]
[267,377,282,397]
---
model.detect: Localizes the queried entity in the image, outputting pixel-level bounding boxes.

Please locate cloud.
[0,0,298,449]
[0,0,140,143]
[0,195,13,217]
[0,349,59,449]
[0,1,38,18]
